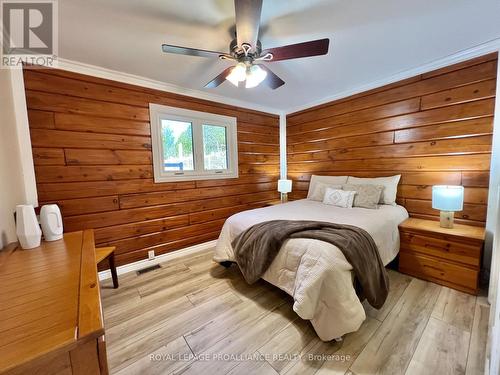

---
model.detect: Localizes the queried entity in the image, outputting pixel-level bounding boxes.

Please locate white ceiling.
[59,0,500,113]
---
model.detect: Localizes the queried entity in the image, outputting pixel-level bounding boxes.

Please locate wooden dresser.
[398,218,485,295]
[0,230,108,375]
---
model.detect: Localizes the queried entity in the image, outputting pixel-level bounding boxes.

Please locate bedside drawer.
[400,232,481,267]
[399,251,478,294]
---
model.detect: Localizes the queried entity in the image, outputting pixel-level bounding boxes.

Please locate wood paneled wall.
[287,53,498,227]
[24,68,280,266]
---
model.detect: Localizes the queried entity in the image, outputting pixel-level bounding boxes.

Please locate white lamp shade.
[432,185,464,211]
[245,65,267,88]
[226,63,246,86]
[278,179,292,193]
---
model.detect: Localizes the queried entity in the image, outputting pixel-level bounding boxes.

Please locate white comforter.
[214,199,409,341]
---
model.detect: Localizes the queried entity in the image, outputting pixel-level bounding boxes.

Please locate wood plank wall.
[24,68,280,266]
[287,53,498,227]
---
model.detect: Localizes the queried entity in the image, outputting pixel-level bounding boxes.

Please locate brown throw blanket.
[232,220,389,309]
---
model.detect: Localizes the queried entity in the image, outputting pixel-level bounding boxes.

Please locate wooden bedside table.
[398,218,485,295]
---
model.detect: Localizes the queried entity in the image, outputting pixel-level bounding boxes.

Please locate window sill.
[153,171,239,183]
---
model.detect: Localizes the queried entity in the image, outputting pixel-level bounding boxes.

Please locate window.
[149,104,238,182]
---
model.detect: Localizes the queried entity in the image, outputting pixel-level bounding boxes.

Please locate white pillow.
[347,175,401,205]
[308,182,342,201]
[307,175,348,200]
[323,187,356,208]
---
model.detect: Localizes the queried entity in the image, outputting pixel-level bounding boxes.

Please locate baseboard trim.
[98,239,217,281]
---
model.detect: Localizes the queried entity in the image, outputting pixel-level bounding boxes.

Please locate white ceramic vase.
[16,205,42,249]
[40,204,63,241]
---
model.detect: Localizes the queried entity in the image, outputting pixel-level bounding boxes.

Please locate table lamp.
[432,185,464,228]
[278,179,292,203]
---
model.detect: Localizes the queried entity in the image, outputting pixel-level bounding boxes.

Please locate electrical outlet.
[148,250,155,260]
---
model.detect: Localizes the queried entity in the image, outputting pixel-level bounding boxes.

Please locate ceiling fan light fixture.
[245,64,267,88]
[225,62,247,86]
[162,1,330,90]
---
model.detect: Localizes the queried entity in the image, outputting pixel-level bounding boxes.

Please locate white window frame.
[149,103,238,182]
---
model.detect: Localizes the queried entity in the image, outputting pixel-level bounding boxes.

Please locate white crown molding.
[98,239,217,280]
[57,38,500,117]
[286,38,500,115]
[56,58,281,115]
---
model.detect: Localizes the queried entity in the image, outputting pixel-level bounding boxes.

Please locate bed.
[213,198,409,341]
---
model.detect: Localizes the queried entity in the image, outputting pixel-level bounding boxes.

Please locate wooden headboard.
[287,53,498,227]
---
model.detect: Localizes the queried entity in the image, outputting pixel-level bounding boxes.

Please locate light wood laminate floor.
[101,250,489,375]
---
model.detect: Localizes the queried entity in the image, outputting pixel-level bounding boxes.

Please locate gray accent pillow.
[308,182,343,202]
[342,184,384,209]
[347,175,400,205]
[307,175,348,199]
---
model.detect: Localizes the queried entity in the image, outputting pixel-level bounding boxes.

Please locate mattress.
[214,199,409,340]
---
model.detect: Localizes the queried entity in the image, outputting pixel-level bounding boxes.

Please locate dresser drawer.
[399,251,479,294]
[400,232,481,267]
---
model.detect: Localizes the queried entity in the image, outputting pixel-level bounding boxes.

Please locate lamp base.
[280,193,288,203]
[439,211,454,228]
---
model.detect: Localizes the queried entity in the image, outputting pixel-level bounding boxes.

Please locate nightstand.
[398,218,484,295]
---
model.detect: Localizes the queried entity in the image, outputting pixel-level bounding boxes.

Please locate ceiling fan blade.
[204,66,234,89]
[162,44,230,59]
[234,0,263,50]
[258,65,285,90]
[262,38,330,62]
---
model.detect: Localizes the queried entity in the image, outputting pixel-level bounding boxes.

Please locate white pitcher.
[40,204,63,241]
[16,205,42,249]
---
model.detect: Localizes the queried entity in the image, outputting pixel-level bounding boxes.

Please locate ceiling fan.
[161,0,330,90]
